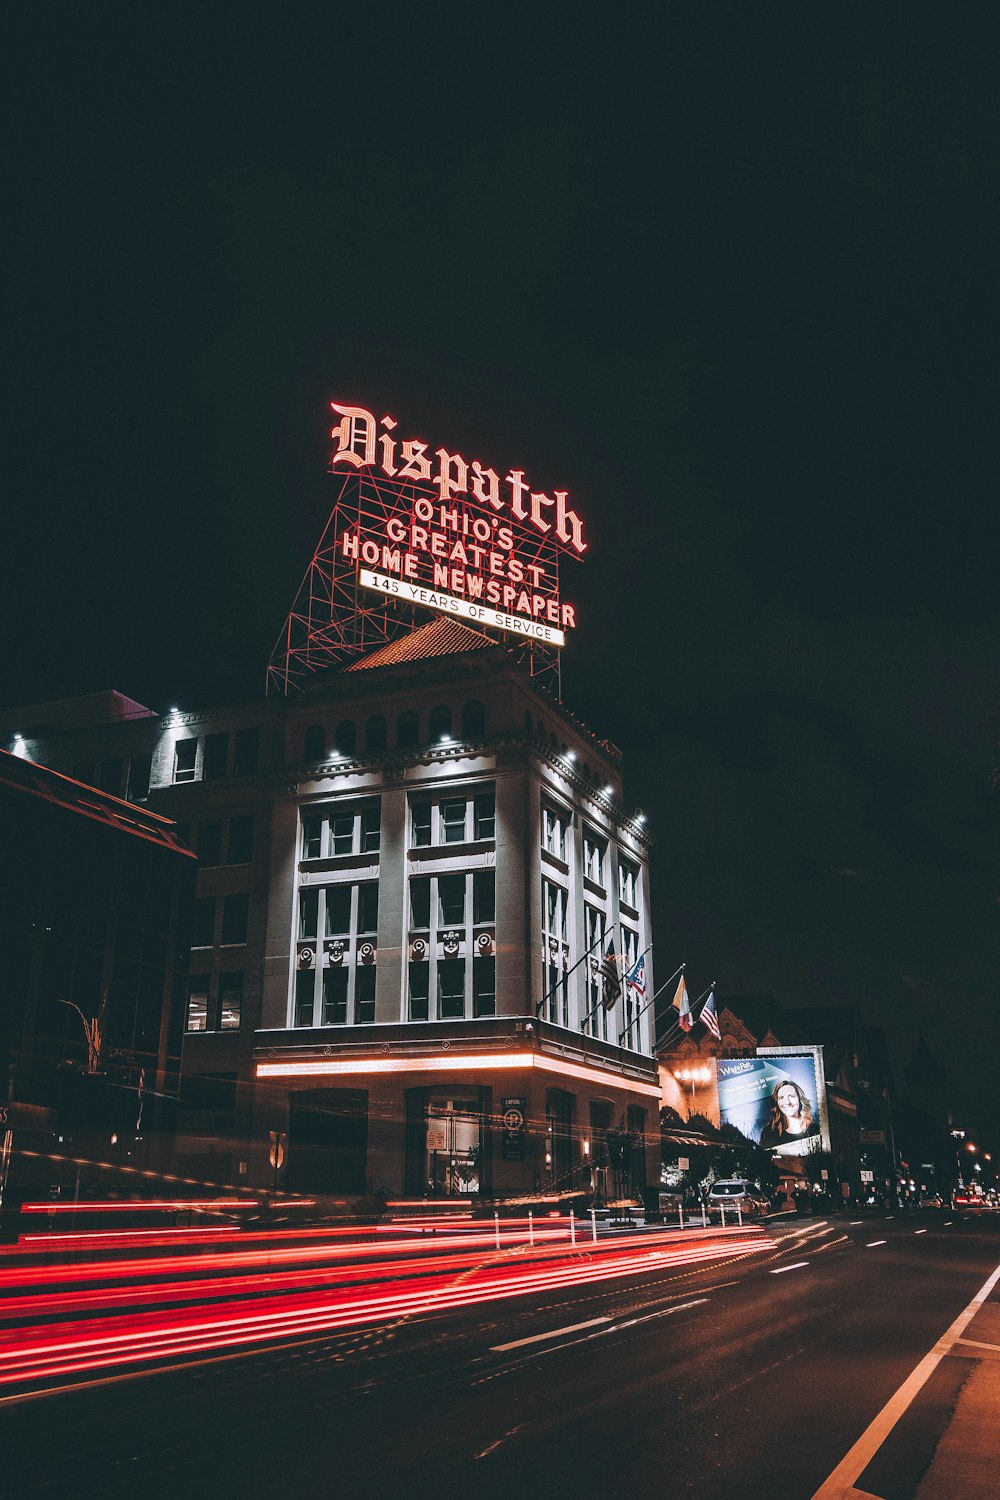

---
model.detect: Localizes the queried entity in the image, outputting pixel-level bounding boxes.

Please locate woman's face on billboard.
[776,1083,802,1120]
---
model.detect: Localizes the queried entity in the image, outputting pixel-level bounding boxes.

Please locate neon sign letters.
[330,402,584,646]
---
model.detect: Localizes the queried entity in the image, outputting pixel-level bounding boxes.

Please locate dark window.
[412,801,431,847]
[295,970,315,1027]
[473,871,495,925]
[461,700,485,738]
[365,715,387,753]
[408,962,429,1021]
[303,817,323,860]
[474,791,495,840]
[441,800,466,843]
[330,813,354,855]
[438,958,465,1019]
[358,882,379,934]
[99,757,123,795]
[221,894,249,945]
[227,814,253,864]
[186,974,210,1032]
[192,897,215,948]
[438,873,465,927]
[335,720,356,756]
[397,710,419,748]
[174,738,197,784]
[325,886,351,936]
[355,965,376,1024]
[410,877,430,930]
[127,753,151,801]
[234,727,259,777]
[361,805,381,853]
[219,973,243,1030]
[474,956,496,1017]
[304,724,326,760]
[204,733,228,781]
[429,704,452,742]
[299,888,319,940]
[323,968,348,1025]
[197,820,222,867]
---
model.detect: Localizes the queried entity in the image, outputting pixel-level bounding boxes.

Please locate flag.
[672,975,692,1031]
[599,939,621,1009]
[625,952,646,998]
[700,988,721,1040]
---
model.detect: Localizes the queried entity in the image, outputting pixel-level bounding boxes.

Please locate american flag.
[700,988,721,1040]
[599,939,622,1009]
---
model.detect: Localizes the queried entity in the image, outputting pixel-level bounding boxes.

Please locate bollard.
[590,1208,598,1243]
[679,1201,685,1230]
[528,1210,534,1246]
[494,1211,501,1250]
[720,1203,726,1227]
[737,1202,743,1227]
[701,1201,707,1228]
[570,1211,576,1246]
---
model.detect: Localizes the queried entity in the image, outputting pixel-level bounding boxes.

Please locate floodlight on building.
[603,785,614,798]
[635,811,646,825]
[563,749,577,762]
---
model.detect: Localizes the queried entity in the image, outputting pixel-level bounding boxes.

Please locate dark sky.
[7,10,998,1135]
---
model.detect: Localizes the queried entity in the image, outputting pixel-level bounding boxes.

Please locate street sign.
[861,1170,874,1183]
[678,1156,690,1171]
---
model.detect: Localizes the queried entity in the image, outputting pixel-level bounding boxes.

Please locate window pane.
[197,819,222,867]
[221,894,249,945]
[438,873,465,927]
[174,739,197,784]
[227,814,254,864]
[358,882,378,934]
[299,888,319,940]
[295,970,315,1027]
[361,805,381,853]
[412,801,431,847]
[233,727,259,776]
[408,962,429,1022]
[474,791,495,840]
[322,968,348,1025]
[325,886,351,936]
[219,973,243,1030]
[127,753,151,801]
[473,957,496,1017]
[441,800,466,843]
[473,871,495,925]
[186,975,210,1032]
[303,817,323,860]
[410,877,430,930]
[192,898,215,948]
[204,732,228,781]
[355,965,376,1024]
[438,958,465,1019]
[331,814,354,855]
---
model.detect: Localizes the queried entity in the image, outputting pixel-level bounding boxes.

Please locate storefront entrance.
[404,1088,491,1198]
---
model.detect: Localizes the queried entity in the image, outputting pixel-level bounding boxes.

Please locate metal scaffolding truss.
[267,468,569,696]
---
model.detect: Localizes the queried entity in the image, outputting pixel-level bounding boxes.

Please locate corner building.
[3,620,658,1203]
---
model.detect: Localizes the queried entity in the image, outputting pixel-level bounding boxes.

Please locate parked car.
[707,1180,769,1221]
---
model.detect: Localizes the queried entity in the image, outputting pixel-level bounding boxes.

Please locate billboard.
[717,1046,830,1156]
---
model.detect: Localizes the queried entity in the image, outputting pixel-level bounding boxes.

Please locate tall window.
[542,804,568,861]
[292,881,379,1027]
[300,801,381,860]
[186,974,209,1032]
[542,879,569,1026]
[174,738,197,784]
[219,973,243,1030]
[584,827,606,885]
[407,869,495,1021]
[619,858,639,909]
[127,753,152,801]
[585,904,608,1041]
[620,925,640,1050]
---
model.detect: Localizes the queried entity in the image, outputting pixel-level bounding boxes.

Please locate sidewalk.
[912,1284,1000,1500]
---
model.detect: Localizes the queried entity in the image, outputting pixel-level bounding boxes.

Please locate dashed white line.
[491,1317,610,1352]
[867,1240,887,1248]
[914,1229,927,1235]
[770,1262,809,1274]
[849,1220,864,1226]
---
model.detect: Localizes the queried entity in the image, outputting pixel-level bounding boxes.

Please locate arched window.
[429,704,452,742]
[335,720,356,756]
[461,700,485,739]
[304,724,325,760]
[365,715,387,753]
[397,710,419,748]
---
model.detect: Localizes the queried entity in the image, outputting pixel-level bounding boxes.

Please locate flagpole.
[579,930,633,1036]
[614,942,655,1047]
[620,961,684,1047]
[651,981,714,1051]
[535,927,607,1019]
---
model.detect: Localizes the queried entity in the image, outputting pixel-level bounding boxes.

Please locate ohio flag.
[625,953,647,999]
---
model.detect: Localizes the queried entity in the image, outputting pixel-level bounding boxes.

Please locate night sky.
[7,11,998,1134]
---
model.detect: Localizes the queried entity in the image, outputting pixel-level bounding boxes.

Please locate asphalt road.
[3,1211,999,1500]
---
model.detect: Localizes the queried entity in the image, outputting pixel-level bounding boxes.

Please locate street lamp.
[675,1065,712,1110]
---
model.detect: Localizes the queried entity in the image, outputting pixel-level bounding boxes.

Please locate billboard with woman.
[716,1045,830,1156]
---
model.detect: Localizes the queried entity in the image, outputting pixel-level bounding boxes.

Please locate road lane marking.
[956,1337,1000,1353]
[810,1255,1000,1499]
[491,1317,611,1351]
[944,1220,953,1225]
[770,1262,809,1274]
[849,1220,864,1226]
[913,1229,927,1235]
[866,1240,887,1247]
